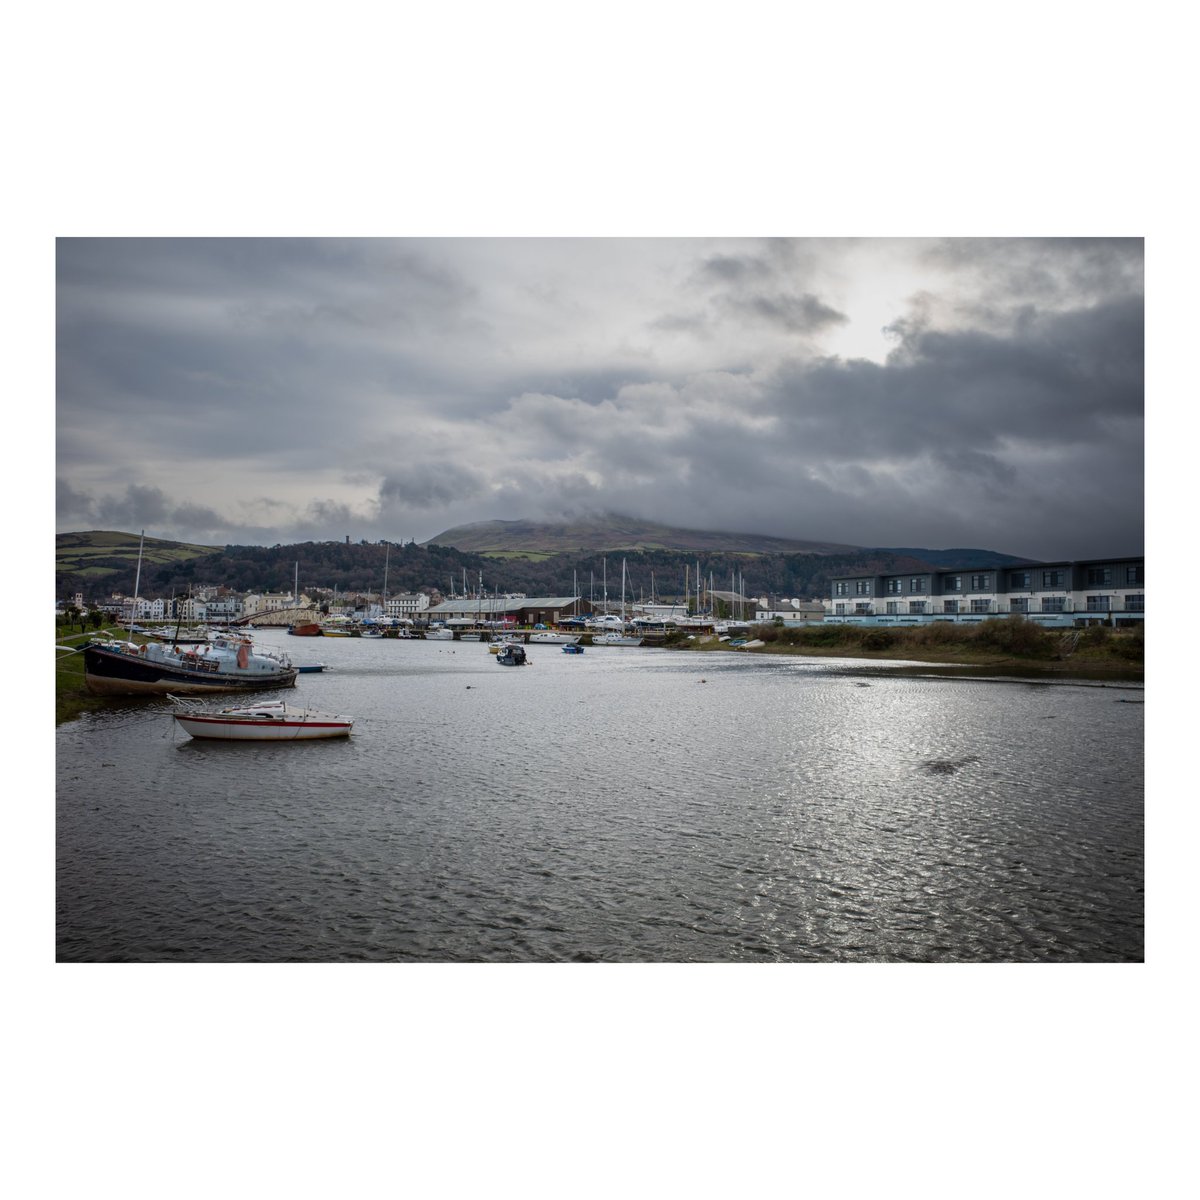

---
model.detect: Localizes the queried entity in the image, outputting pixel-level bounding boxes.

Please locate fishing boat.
[170,697,353,740]
[83,634,297,696]
[495,644,529,666]
[288,622,323,637]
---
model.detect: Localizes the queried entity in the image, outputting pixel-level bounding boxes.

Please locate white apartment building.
[385,593,430,619]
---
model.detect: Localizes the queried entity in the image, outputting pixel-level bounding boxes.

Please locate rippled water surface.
[57,633,1143,962]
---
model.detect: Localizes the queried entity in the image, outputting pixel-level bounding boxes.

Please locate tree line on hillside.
[57,540,939,603]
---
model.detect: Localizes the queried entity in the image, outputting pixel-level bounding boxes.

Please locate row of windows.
[871,596,1145,615]
[839,567,1141,596]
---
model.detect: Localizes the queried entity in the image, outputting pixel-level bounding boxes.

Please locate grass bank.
[666,617,1144,678]
[54,625,138,726]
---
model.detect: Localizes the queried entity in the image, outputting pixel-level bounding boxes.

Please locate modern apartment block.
[827,556,1144,626]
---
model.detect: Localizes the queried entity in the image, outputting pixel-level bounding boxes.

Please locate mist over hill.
[423,515,862,556]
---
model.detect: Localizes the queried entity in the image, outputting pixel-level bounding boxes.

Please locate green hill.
[56,530,221,580]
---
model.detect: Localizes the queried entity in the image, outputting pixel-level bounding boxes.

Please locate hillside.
[56,525,1031,607]
[424,515,862,556]
[56,530,221,580]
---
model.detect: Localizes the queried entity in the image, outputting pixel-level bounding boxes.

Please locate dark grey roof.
[427,596,580,615]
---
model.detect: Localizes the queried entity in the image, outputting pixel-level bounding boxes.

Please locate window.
[834,582,848,597]
[1086,595,1111,612]
[886,579,903,594]
[886,601,899,614]
[1042,570,1064,588]
[835,603,847,615]
[1125,565,1141,585]
[854,602,871,614]
[944,575,962,592]
[943,599,959,613]
[855,580,871,596]
[970,574,991,591]
[1125,594,1144,611]
[1041,597,1065,613]
[1010,571,1031,589]
[1010,597,1029,612]
[909,601,926,614]
[910,578,927,593]
[970,599,991,613]
[1086,567,1112,586]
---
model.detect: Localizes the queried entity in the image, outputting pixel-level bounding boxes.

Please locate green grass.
[55,626,119,725]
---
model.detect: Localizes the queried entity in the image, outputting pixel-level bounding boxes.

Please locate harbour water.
[56,631,1144,962]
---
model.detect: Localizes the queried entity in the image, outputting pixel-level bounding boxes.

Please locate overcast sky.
[56,237,1143,560]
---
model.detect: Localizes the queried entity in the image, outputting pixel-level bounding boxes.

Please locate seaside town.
[58,550,1146,638]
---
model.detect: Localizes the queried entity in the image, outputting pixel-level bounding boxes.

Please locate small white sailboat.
[170,697,353,741]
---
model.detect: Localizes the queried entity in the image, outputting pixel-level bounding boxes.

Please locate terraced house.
[827,556,1144,627]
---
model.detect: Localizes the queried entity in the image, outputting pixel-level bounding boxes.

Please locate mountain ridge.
[424,515,863,556]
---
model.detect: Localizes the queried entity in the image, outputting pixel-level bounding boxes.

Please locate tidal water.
[56,632,1144,962]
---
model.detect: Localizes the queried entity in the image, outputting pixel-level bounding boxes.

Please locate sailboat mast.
[130,529,145,630]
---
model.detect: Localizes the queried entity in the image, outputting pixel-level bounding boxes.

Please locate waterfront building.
[757,598,826,623]
[425,596,587,627]
[242,591,298,616]
[384,593,430,620]
[827,556,1144,626]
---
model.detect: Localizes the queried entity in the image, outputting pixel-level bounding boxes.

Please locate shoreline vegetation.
[54,616,1143,727]
[666,617,1144,681]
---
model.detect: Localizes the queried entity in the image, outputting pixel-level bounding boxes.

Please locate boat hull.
[173,713,351,740]
[83,644,298,696]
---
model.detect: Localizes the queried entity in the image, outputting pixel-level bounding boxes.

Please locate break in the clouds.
[55,237,1144,559]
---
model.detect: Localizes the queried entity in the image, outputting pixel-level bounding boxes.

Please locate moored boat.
[590,632,644,646]
[170,697,353,740]
[288,622,323,637]
[496,644,529,666]
[561,643,584,654]
[83,635,297,696]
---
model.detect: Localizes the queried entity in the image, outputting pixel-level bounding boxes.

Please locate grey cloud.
[379,461,486,509]
[728,292,847,333]
[57,477,96,522]
[56,238,1143,562]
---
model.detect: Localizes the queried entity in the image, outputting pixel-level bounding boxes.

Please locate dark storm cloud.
[450,286,1142,558]
[56,238,1143,560]
[770,295,1143,459]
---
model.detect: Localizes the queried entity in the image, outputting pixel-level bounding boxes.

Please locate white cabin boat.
[171,698,353,740]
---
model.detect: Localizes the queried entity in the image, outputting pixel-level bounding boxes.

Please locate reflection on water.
[56,633,1143,962]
